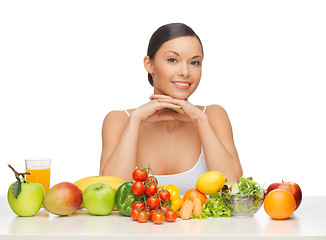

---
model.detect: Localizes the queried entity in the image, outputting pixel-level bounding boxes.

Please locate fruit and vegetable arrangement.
[7,164,302,222]
[117,166,178,224]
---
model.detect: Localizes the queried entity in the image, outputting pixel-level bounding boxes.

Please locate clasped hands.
[133,95,206,123]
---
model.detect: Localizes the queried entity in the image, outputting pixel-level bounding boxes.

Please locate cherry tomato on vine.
[137,210,149,223]
[132,202,145,210]
[164,209,177,222]
[159,190,171,202]
[132,181,145,195]
[130,209,139,221]
[152,212,165,224]
[146,176,158,185]
[132,168,148,182]
[158,205,168,213]
[145,183,157,196]
[147,196,160,210]
[150,209,161,220]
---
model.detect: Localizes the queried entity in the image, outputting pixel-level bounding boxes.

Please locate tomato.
[132,201,145,210]
[159,190,171,202]
[158,205,168,213]
[137,210,149,223]
[147,196,160,210]
[145,183,157,196]
[149,209,162,220]
[146,176,158,185]
[132,168,148,182]
[164,209,177,222]
[151,212,165,224]
[130,209,139,221]
[132,181,145,195]
[149,210,155,220]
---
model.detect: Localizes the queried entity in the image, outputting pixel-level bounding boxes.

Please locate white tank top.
[123,106,209,194]
[153,149,208,195]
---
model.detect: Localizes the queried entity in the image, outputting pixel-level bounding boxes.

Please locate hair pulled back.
[146,23,203,86]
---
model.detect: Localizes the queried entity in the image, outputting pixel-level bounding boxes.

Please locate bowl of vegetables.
[220,177,265,217]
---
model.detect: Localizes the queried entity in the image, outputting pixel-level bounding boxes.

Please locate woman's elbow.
[225,162,243,183]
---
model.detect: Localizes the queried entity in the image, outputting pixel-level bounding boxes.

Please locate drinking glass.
[25,158,51,195]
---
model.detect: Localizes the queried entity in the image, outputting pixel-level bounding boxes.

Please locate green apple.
[8,180,45,217]
[82,183,115,215]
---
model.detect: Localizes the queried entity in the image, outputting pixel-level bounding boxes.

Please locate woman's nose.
[178,62,189,78]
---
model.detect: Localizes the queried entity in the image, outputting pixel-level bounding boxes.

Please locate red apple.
[267,181,302,209]
[43,182,82,215]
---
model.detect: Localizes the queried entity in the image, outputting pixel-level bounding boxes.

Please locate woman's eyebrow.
[164,51,202,59]
[164,50,179,56]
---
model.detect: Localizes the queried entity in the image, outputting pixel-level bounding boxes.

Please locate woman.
[100,23,242,193]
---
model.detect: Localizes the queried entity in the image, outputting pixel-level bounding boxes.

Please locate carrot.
[179,199,194,220]
[192,198,202,218]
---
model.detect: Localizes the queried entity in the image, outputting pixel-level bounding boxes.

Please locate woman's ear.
[144,56,154,74]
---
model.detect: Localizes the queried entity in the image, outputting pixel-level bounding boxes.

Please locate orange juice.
[25,158,51,196]
[26,168,51,195]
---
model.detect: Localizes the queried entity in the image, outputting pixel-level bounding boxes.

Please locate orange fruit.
[183,189,207,205]
[264,189,296,220]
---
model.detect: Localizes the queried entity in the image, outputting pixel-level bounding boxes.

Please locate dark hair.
[146,23,204,86]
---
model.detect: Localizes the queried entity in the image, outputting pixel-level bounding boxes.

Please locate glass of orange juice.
[25,158,51,195]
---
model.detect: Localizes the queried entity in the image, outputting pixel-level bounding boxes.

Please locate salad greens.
[226,176,264,195]
[195,176,265,218]
[196,194,232,219]
[218,176,265,215]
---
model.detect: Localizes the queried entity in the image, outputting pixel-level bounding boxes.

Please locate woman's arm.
[196,105,243,182]
[100,100,185,180]
[100,111,140,181]
[151,95,242,182]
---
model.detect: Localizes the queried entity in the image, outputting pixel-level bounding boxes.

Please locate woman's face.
[146,36,203,100]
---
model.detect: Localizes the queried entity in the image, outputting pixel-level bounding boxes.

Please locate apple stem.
[8,164,30,181]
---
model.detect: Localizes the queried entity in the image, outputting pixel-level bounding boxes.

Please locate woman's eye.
[167,58,177,63]
[191,61,201,66]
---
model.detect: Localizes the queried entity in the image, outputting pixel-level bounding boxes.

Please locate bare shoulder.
[205,104,232,129]
[205,104,228,118]
[103,110,130,130]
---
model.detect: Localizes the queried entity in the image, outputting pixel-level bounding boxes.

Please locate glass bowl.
[221,192,265,217]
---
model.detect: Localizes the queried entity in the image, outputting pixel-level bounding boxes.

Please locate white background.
[1,0,325,196]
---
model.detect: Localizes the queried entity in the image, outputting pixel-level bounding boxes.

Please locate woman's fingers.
[155,98,204,122]
[157,98,183,106]
[150,95,189,109]
[150,94,174,100]
[155,101,185,115]
[136,97,187,123]
[146,96,203,122]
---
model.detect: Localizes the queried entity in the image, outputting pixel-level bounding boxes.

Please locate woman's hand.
[131,97,186,123]
[149,95,206,123]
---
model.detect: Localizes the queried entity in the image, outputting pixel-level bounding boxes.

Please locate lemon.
[196,171,226,195]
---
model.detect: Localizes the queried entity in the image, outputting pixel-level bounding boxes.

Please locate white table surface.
[0,195,325,239]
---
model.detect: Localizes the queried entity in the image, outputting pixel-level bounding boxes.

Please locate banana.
[74,176,125,193]
[74,176,125,209]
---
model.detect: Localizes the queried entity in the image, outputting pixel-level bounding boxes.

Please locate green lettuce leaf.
[195,194,231,219]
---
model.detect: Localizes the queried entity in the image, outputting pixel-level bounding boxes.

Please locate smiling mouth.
[171,81,191,88]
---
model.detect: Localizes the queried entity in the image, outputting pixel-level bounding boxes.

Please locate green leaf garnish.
[196,192,232,219]
[12,180,22,199]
